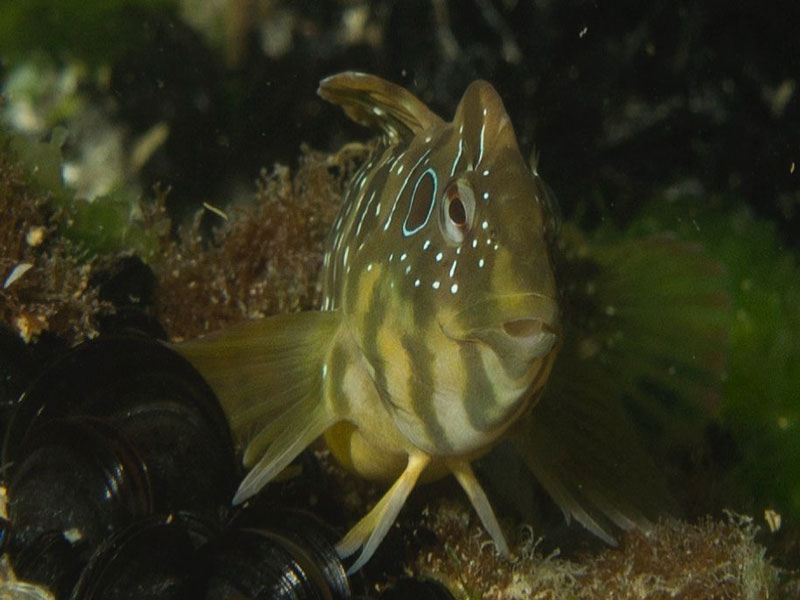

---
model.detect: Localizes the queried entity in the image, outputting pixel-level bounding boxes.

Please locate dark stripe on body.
[460,342,501,431]
[401,332,451,451]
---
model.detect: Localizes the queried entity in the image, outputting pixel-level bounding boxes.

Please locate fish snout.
[442,293,560,375]
[500,318,559,360]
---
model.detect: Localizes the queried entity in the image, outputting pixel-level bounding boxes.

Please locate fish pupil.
[448,196,467,227]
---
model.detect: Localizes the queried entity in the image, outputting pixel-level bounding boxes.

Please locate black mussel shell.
[69,514,209,600]
[229,507,352,599]
[201,510,351,600]
[91,256,167,339]
[3,334,238,512]
[0,325,37,444]
[377,578,456,600]
[6,416,152,560]
[96,304,169,340]
[2,335,239,588]
[90,256,156,308]
[9,530,87,599]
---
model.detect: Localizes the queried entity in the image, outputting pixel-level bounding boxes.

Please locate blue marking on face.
[402,168,438,237]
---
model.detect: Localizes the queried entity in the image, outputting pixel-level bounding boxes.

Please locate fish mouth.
[441,293,560,368]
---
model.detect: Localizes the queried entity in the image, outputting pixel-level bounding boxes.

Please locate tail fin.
[174,311,341,503]
[512,232,730,541]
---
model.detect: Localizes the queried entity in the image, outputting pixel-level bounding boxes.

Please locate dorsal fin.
[318,72,443,143]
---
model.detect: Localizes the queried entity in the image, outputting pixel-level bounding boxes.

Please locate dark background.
[91,0,800,243]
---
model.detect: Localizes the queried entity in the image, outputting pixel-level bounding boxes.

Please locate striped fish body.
[318,73,560,475]
[178,72,561,571]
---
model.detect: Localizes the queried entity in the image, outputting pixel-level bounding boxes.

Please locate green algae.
[596,192,800,525]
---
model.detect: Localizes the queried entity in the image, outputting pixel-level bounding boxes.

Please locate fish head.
[321,73,560,455]
[428,82,561,450]
[435,80,561,374]
[376,81,561,453]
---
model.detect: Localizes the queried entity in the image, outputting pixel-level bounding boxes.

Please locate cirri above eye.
[440,179,475,245]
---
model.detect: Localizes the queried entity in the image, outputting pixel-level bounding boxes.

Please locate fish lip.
[440,292,560,341]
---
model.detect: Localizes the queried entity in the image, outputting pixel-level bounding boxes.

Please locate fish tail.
[173,311,341,503]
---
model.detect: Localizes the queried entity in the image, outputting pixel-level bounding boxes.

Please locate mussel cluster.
[0,258,456,599]
[0,331,357,599]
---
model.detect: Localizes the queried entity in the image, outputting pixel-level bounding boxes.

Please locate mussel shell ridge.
[1,335,240,587]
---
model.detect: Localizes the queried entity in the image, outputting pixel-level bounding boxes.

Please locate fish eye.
[440,179,475,245]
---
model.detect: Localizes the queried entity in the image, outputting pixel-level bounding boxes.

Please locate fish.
[176,72,729,572]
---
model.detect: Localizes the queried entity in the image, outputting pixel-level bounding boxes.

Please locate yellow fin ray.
[318,72,443,142]
[336,453,430,574]
[173,311,341,501]
[510,380,663,544]
[234,401,334,504]
[509,233,729,542]
[448,460,510,556]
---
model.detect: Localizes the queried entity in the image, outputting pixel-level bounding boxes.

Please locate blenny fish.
[178,72,727,571]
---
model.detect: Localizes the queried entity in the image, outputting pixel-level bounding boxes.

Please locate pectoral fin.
[510,384,667,544]
[319,72,443,142]
[336,452,430,573]
[173,310,341,503]
[511,233,729,542]
[448,460,509,556]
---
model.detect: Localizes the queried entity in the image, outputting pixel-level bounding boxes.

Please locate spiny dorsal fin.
[452,79,520,154]
[318,72,443,142]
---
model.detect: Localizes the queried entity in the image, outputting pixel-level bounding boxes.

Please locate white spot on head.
[478,258,485,268]
[423,239,431,251]
[493,243,500,251]
[482,108,488,117]
[432,280,441,290]
[373,106,384,116]
[425,135,432,143]
[414,279,421,287]
[322,363,328,378]
[471,239,478,249]
[405,265,411,275]
[400,252,407,262]
[375,202,381,216]
[483,192,489,201]
[482,169,490,176]
[435,251,443,262]
[388,252,394,262]
[482,220,489,230]
[397,164,404,175]
[450,283,459,294]
[367,263,373,272]
[449,260,458,278]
